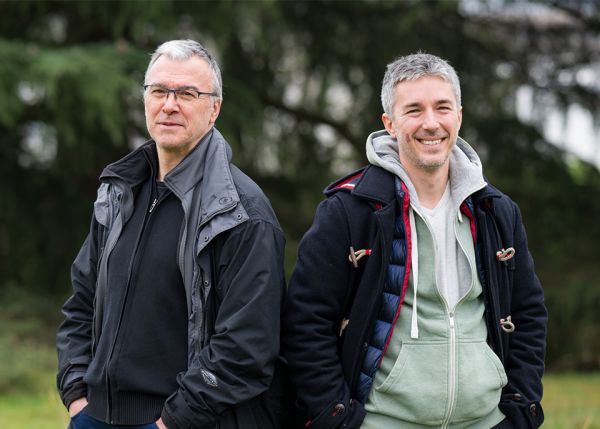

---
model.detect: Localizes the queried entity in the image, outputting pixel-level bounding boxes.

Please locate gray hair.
[145,39,223,100]
[381,53,461,117]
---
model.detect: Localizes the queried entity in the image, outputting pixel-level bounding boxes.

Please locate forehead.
[393,75,457,106]
[146,55,213,87]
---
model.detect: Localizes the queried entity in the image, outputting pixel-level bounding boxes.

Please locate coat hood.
[365,129,487,212]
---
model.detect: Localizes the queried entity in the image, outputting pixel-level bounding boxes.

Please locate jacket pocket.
[453,341,507,422]
[370,341,448,425]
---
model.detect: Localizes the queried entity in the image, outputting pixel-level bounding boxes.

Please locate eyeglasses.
[143,84,218,103]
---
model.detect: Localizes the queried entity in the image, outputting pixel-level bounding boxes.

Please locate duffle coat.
[283,165,547,429]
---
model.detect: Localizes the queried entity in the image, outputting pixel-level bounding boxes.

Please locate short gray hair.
[145,39,223,100]
[381,52,461,117]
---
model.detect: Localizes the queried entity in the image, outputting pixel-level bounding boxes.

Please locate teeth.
[420,139,442,145]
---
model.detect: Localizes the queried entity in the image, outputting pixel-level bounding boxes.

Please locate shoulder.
[324,165,395,210]
[474,182,524,233]
[324,167,368,196]
[229,164,281,230]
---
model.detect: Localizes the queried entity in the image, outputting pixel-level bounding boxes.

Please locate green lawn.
[543,372,600,429]
[0,370,598,428]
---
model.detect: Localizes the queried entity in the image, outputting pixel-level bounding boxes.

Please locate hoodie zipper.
[413,208,458,428]
[441,311,457,429]
[416,206,470,429]
[440,209,483,428]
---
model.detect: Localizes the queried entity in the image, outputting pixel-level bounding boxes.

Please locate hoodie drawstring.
[409,207,419,339]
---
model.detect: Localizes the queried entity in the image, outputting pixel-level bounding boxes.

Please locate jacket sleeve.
[499,202,547,428]
[161,219,286,429]
[283,195,366,429]
[56,214,99,408]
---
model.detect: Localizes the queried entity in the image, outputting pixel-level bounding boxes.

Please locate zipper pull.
[449,312,455,328]
[148,198,158,213]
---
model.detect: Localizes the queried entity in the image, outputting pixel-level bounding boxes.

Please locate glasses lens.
[175,89,197,102]
[147,85,168,98]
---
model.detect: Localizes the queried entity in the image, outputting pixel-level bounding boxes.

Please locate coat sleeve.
[56,214,99,408]
[499,202,547,429]
[161,219,286,429]
[283,195,366,429]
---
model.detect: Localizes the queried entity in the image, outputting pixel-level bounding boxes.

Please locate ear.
[381,112,396,138]
[209,98,222,124]
[457,105,463,130]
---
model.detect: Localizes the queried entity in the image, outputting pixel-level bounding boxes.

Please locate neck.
[406,164,450,209]
[156,146,195,181]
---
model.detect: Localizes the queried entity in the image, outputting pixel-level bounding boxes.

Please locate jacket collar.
[329,165,502,209]
[99,127,241,222]
[353,165,396,204]
[195,128,241,225]
[472,180,504,202]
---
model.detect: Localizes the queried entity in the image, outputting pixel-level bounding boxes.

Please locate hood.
[365,129,487,212]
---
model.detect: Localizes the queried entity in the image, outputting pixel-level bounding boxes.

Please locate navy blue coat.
[283,165,547,429]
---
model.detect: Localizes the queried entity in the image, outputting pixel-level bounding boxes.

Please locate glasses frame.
[143,84,218,102]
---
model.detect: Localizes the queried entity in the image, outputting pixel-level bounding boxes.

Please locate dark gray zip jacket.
[57,128,286,429]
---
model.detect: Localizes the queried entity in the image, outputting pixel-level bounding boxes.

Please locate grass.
[0,390,69,429]
[542,372,600,429]
[0,290,597,428]
[0,366,598,428]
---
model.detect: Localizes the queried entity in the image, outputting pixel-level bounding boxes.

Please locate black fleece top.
[84,153,188,425]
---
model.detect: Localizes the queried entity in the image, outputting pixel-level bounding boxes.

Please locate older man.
[57,39,286,429]
[284,53,547,429]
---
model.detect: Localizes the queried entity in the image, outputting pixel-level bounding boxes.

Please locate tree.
[0,0,598,369]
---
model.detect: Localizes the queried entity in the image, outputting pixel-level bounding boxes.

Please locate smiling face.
[144,55,221,158]
[382,75,462,176]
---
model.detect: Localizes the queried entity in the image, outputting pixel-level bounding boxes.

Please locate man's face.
[382,76,462,174]
[144,55,221,156]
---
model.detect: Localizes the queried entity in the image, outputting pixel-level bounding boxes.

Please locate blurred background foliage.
[0,0,599,379]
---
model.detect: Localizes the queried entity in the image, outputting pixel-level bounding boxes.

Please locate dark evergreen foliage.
[0,0,598,369]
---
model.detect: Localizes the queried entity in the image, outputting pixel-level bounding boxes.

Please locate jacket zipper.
[105,188,158,423]
[148,198,158,213]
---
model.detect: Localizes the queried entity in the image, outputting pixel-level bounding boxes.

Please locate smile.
[418,138,443,145]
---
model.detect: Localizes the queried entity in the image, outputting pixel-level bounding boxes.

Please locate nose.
[161,91,179,114]
[422,108,440,131]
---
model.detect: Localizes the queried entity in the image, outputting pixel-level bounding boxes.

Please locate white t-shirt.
[420,184,469,310]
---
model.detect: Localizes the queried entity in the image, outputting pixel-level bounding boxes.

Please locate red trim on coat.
[333,172,362,190]
[460,202,477,243]
[378,182,412,366]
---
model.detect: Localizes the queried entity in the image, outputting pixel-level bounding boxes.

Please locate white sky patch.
[517,85,600,168]
[19,122,57,168]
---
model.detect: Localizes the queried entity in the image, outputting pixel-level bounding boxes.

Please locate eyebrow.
[149,83,201,91]
[401,99,455,110]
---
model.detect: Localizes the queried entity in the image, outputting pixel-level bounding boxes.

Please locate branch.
[549,0,600,31]
[259,93,361,149]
